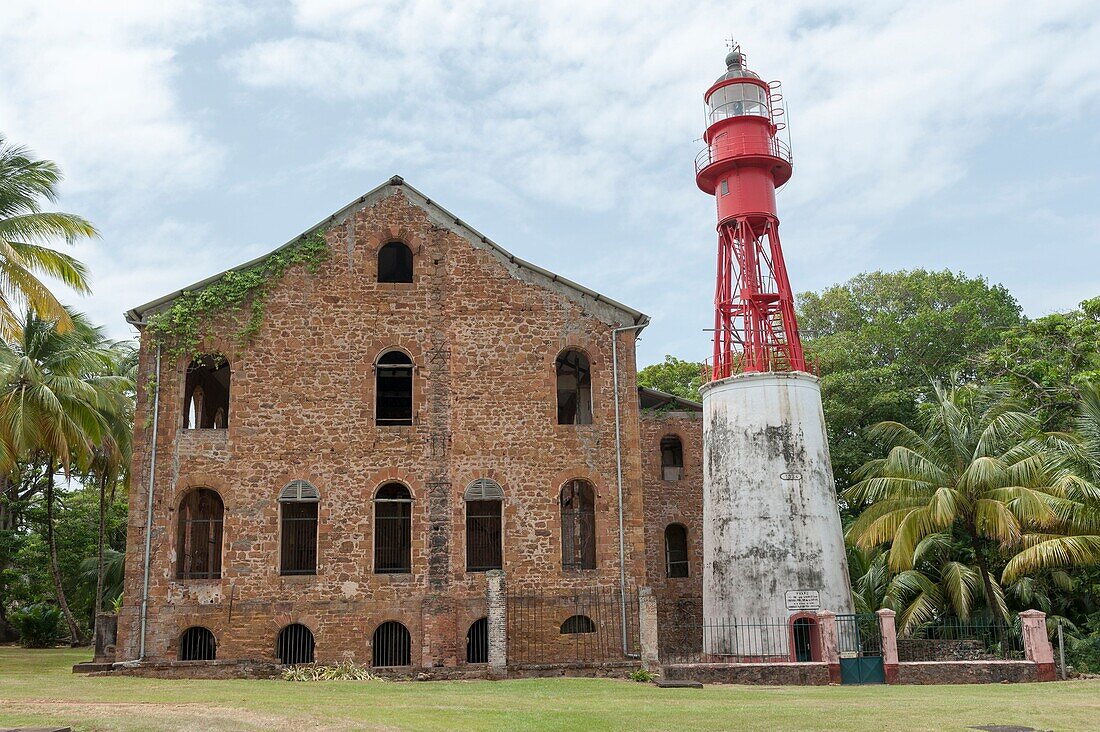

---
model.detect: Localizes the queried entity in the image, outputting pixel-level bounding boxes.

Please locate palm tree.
[0,309,116,642]
[0,135,95,340]
[845,381,1097,626]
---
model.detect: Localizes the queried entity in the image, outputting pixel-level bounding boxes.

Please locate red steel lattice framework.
[696,46,808,381]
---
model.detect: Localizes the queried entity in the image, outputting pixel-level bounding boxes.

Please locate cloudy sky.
[2,1,1099,366]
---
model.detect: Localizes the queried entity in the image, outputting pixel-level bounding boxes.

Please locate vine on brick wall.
[145,229,330,361]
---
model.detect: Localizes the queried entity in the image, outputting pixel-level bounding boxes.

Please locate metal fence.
[507,586,640,665]
[899,618,1024,661]
[661,615,797,664]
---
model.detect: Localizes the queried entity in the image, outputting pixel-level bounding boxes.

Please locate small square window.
[721,179,729,196]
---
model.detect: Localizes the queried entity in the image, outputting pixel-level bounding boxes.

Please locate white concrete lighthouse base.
[700,371,853,652]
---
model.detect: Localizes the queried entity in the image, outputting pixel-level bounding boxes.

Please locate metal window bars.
[280,502,318,575]
[466,500,502,572]
[560,480,596,571]
[466,617,489,664]
[374,484,412,573]
[178,626,216,661]
[507,586,640,665]
[372,621,412,667]
[176,489,223,580]
[276,623,315,665]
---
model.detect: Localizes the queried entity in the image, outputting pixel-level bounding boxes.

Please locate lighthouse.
[696,46,854,635]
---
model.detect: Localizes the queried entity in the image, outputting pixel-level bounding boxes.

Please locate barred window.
[560,615,596,634]
[378,241,413,283]
[376,350,413,426]
[374,483,412,573]
[176,488,224,580]
[465,479,503,572]
[276,623,315,665]
[555,349,592,425]
[372,621,411,667]
[279,480,319,576]
[178,626,216,661]
[466,617,489,664]
[560,479,596,570]
[183,355,230,429]
[660,435,684,481]
[664,523,689,578]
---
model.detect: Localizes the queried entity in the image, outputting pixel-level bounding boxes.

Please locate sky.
[2,0,1099,367]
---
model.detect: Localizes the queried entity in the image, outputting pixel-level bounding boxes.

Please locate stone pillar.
[1020,609,1056,682]
[876,608,899,684]
[638,587,660,672]
[486,570,507,676]
[815,611,841,684]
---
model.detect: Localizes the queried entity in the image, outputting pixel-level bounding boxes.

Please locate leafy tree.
[845,381,1100,626]
[979,297,1100,431]
[637,355,703,401]
[0,135,95,339]
[798,270,1022,493]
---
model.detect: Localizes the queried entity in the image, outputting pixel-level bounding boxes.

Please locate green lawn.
[1,648,1097,731]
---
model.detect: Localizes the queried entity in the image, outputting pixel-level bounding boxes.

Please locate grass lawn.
[1,648,1098,731]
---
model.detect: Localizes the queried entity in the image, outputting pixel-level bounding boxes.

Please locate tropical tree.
[844,380,1100,627]
[0,135,96,339]
[637,355,704,401]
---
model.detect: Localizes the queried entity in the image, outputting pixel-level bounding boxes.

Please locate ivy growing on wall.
[146,228,330,361]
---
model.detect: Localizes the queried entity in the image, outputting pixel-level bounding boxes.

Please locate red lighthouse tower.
[696,46,805,380]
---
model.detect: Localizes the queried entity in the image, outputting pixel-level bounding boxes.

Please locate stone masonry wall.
[117,186,650,668]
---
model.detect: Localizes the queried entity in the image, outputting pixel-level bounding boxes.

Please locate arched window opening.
[374,483,412,573]
[660,435,684,481]
[560,615,596,634]
[376,351,413,426]
[183,355,230,429]
[178,626,216,661]
[378,241,413,283]
[176,488,224,580]
[276,623,315,665]
[555,349,592,425]
[560,480,596,571]
[372,621,411,667]
[279,480,319,576]
[465,479,503,572]
[664,523,689,578]
[466,617,489,664]
[792,617,819,662]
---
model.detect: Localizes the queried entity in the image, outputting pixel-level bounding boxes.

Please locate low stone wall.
[896,638,996,662]
[662,662,829,685]
[894,660,1038,684]
[507,662,636,679]
[106,660,283,679]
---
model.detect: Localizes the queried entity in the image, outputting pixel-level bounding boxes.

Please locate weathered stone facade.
[117,179,704,670]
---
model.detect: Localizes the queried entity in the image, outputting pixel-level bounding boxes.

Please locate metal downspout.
[139,344,162,660]
[612,323,646,657]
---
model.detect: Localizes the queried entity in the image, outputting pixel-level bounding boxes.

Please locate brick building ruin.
[117,177,707,671]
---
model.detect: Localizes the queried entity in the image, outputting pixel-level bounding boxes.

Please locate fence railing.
[899,618,1024,661]
[506,586,639,665]
[661,616,799,664]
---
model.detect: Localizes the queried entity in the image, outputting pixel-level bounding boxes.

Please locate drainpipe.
[611,322,646,657]
[139,344,162,661]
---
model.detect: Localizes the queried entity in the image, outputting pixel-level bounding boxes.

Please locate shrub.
[282,662,385,681]
[1066,635,1100,675]
[10,603,62,648]
[629,668,656,683]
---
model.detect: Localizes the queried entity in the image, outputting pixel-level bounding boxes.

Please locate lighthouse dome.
[714,50,761,83]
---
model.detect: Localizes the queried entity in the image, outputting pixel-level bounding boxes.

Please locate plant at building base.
[9,602,62,648]
[144,229,330,361]
[282,662,385,681]
[844,379,1100,629]
[628,668,656,683]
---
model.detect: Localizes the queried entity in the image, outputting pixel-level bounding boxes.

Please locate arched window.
[376,350,413,426]
[374,483,412,573]
[176,488,224,580]
[664,523,689,578]
[660,435,684,481]
[792,617,819,662]
[183,355,230,429]
[465,479,503,572]
[276,623,315,665]
[466,617,488,664]
[378,241,414,283]
[372,621,411,667]
[560,480,596,570]
[279,480,319,576]
[178,626,216,661]
[555,349,592,425]
[560,615,596,634]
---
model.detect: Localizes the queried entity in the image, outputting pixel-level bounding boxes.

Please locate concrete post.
[486,570,507,676]
[1019,609,1056,682]
[638,587,660,672]
[876,608,899,684]
[815,611,841,684]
